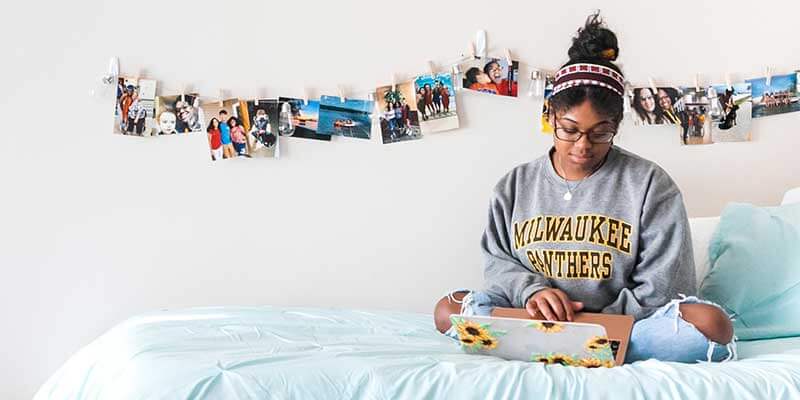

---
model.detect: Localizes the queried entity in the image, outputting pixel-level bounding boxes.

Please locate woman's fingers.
[553,290,574,321]
[525,298,540,318]
[528,290,585,321]
[534,296,557,321]
[543,292,567,321]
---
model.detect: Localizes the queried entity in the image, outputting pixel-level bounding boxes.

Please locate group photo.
[414,72,459,133]
[376,81,423,144]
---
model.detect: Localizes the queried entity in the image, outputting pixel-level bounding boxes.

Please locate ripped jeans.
[443,290,737,364]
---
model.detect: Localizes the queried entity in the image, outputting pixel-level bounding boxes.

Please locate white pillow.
[782,187,800,205]
[688,216,720,289]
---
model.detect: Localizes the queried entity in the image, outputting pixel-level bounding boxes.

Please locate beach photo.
[238,100,280,158]
[678,88,712,145]
[630,86,684,126]
[709,83,752,142]
[113,77,157,136]
[747,72,800,118]
[414,72,459,133]
[317,96,374,140]
[154,94,203,135]
[200,99,252,161]
[461,57,519,97]
[375,81,422,144]
[278,97,331,141]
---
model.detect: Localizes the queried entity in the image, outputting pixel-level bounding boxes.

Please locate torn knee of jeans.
[678,303,734,344]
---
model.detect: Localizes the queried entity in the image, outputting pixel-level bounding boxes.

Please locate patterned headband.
[551,63,625,97]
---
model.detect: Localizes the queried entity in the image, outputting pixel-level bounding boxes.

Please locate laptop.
[449,311,633,367]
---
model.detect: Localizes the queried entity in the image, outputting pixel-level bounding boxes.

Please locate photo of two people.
[461,57,519,97]
[154,94,203,135]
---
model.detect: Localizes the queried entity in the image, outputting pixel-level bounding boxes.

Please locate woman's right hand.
[526,288,584,322]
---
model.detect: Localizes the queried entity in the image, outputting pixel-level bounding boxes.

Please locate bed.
[34,306,800,399]
[36,190,800,399]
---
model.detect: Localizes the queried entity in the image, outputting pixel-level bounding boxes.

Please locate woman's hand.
[526,288,584,322]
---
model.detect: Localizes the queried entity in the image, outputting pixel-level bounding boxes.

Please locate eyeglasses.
[553,120,616,144]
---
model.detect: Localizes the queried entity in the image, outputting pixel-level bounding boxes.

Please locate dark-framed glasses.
[553,120,616,144]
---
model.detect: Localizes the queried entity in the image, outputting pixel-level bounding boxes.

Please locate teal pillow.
[699,202,800,340]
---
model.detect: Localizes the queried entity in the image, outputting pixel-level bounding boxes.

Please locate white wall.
[2,0,799,398]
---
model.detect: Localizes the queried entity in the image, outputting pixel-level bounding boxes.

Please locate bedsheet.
[34,306,800,399]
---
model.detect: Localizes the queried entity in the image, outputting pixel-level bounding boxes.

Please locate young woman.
[423,84,435,115]
[206,118,223,161]
[433,13,735,364]
[656,88,682,125]
[416,88,428,120]
[228,117,248,157]
[440,84,451,114]
[632,87,664,125]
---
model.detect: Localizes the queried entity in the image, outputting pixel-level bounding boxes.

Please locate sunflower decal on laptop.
[585,335,610,351]
[584,335,615,361]
[578,357,615,368]
[450,317,505,350]
[529,352,578,366]
[529,321,565,333]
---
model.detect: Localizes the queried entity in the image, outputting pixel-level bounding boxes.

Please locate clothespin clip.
[475,29,487,59]
[623,81,633,115]
[180,83,186,103]
[694,74,700,93]
[338,85,346,103]
[427,61,436,78]
[504,48,513,65]
[92,56,120,98]
[452,64,463,90]
[218,89,225,107]
[648,77,658,93]
[102,56,119,85]
[765,66,773,86]
[391,74,397,92]
[467,41,476,60]
[302,87,309,105]
[725,73,733,91]
[254,90,259,106]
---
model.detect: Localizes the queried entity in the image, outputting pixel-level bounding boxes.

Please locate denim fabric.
[442,290,736,364]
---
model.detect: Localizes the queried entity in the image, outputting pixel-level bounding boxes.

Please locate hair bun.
[567,12,619,62]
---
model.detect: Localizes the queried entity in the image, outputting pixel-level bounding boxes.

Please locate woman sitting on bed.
[433,13,735,363]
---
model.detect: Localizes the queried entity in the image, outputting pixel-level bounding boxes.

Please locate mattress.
[34,306,800,399]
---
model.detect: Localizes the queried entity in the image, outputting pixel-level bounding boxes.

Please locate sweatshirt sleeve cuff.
[519,283,550,309]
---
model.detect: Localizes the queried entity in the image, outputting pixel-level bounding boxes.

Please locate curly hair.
[548,12,624,125]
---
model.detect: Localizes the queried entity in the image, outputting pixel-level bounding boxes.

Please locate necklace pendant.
[563,191,573,201]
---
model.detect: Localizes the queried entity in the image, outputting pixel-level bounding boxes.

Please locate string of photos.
[94,31,800,162]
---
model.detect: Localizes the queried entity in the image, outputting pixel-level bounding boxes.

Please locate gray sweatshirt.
[481,146,695,321]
